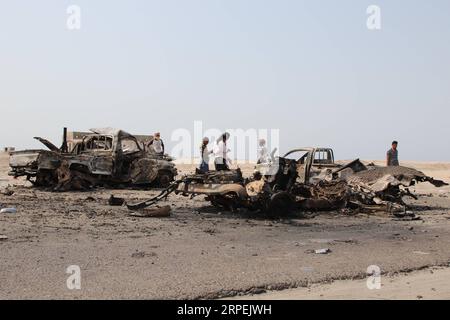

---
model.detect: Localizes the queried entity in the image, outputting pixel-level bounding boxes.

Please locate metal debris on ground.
[314,248,332,254]
[0,207,17,214]
[0,235,8,241]
[392,211,421,221]
[128,205,171,218]
[1,188,14,196]
[305,248,332,254]
[108,195,125,206]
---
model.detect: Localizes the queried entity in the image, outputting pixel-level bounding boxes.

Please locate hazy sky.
[1,0,449,160]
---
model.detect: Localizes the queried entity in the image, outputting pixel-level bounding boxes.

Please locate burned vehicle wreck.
[171,154,357,215]
[127,147,447,217]
[9,128,177,191]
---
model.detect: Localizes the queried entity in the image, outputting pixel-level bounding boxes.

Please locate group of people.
[149,131,400,172]
[198,134,272,173]
[199,132,232,173]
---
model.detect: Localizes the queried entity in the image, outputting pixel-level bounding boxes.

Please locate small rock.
[108,195,125,206]
[0,235,8,241]
[131,251,146,258]
[1,189,14,196]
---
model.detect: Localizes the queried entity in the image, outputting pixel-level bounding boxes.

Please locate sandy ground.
[1,152,450,299]
[229,267,450,300]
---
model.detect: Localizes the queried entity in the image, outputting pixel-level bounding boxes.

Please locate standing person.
[213,132,231,171]
[386,140,399,166]
[257,138,269,164]
[198,137,212,173]
[149,132,165,156]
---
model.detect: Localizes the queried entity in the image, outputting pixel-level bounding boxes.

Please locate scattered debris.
[131,251,157,258]
[203,228,218,235]
[0,207,17,214]
[392,211,422,221]
[1,188,14,196]
[306,248,332,254]
[314,248,332,254]
[413,251,430,255]
[128,205,171,218]
[131,251,146,258]
[108,195,125,206]
[127,147,448,219]
[19,140,440,220]
[334,239,359,244]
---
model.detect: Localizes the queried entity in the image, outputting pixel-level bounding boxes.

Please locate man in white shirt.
[198,137,213,173]
[149,132,165,156]
[213,132,231,171]
[257,138,269,164]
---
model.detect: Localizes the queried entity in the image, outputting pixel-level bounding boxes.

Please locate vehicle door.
[120,137,158,184]
[79,135,114,175]
[283,149,312,184]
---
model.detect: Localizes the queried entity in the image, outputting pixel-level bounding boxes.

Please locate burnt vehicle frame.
[9,128,177,190]
[127,147,447,217]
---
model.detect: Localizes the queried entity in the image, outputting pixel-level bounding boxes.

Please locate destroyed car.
[128,155,348,215]
[268,147,366,184]
[9,128,177,190]
[127,148,447,217]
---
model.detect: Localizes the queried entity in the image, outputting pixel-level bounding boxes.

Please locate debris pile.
[8,136,448,219]
[127,151,448,218]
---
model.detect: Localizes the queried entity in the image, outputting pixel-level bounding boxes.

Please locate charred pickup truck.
[127,147,447,217]
[9,128,177,191]
[256,147,366,184]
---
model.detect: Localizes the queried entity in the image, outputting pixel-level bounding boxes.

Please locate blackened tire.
[267,191,295,217]
[157,171,173,188]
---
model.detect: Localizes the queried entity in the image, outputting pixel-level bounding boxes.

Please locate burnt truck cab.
[9,128,177,190]
[255,147,365,185]
[283,147,338,184]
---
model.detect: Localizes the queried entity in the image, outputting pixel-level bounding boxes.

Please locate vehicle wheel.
[210,192,240,212]
[267,191,295,217]
[35,169,57,187]
[157,171,173,188]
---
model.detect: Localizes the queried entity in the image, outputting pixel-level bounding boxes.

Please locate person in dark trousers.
[386,140,399,166]
[198,137,212,173]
